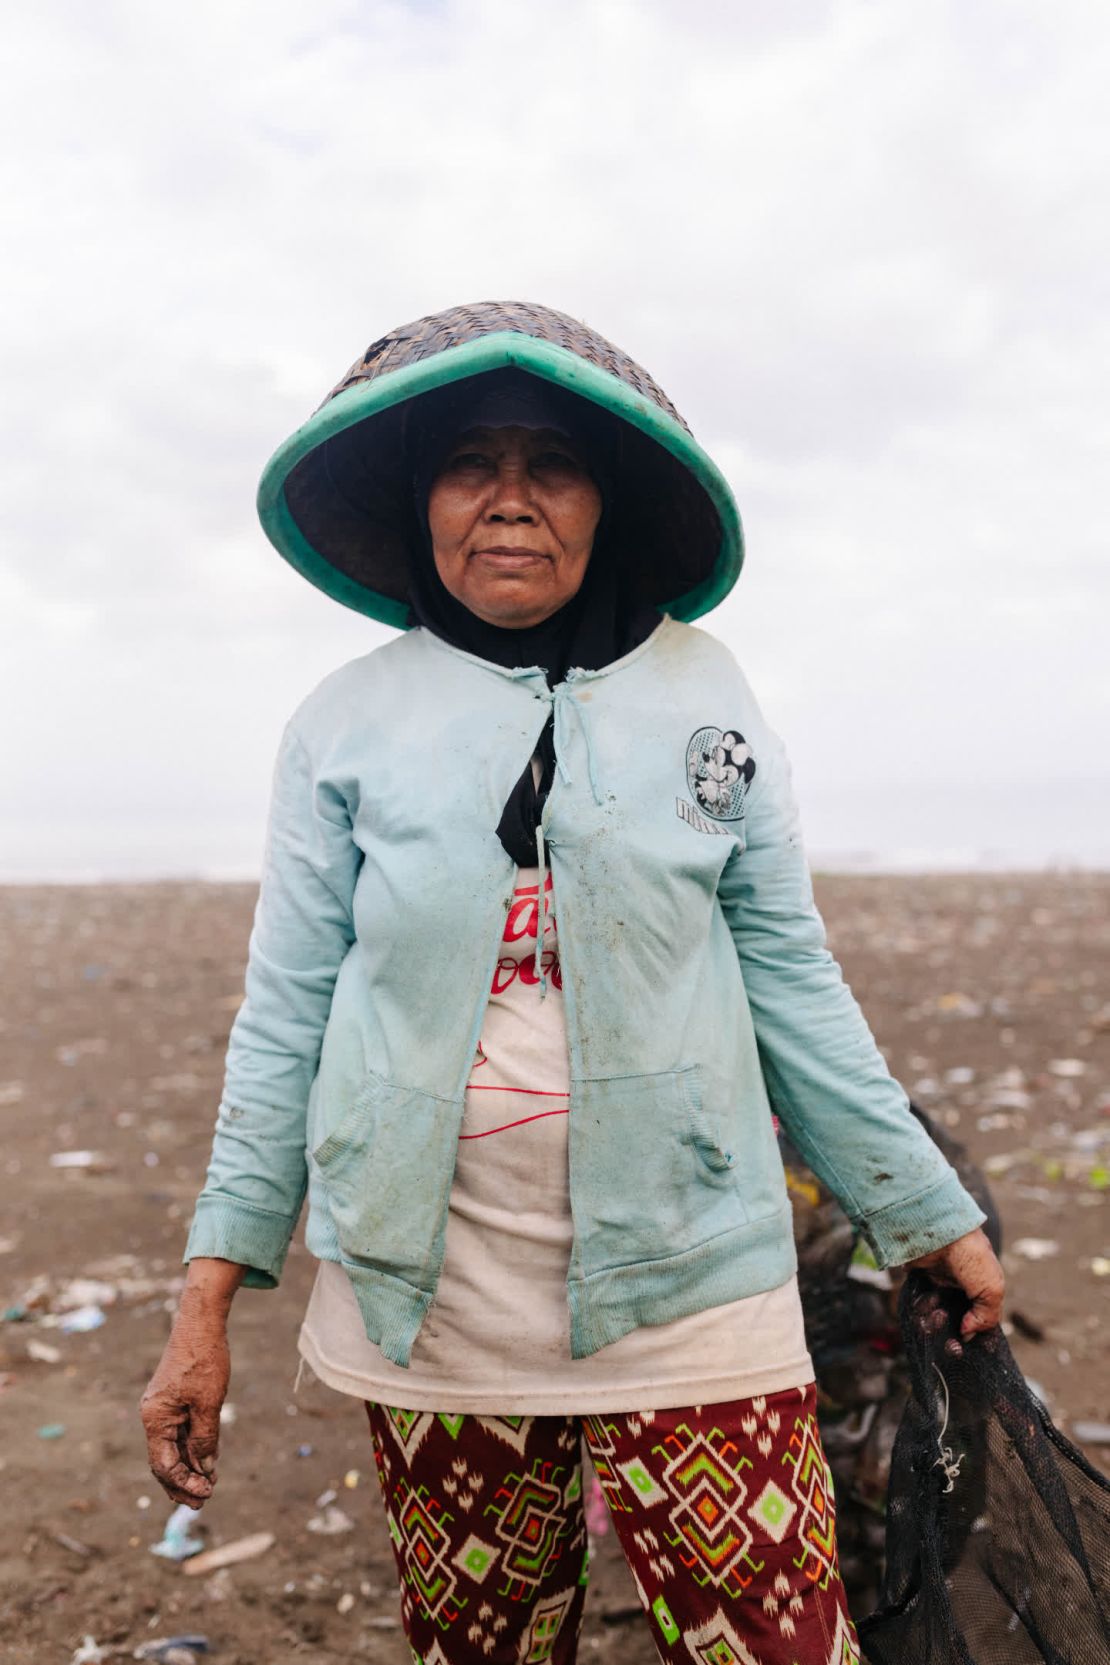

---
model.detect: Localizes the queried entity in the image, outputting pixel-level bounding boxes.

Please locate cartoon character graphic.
[686,727,757,821]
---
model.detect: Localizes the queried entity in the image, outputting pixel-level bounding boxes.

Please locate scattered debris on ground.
[1,875,1106,1663]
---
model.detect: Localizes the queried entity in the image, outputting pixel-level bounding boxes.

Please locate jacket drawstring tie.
[534,820,548,999]
[534,685,604,998]
[553,687,605,806]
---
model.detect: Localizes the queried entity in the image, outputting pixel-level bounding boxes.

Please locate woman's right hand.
[139,1260,244,1508]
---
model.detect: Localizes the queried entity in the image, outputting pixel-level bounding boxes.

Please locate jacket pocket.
[310,1070,461,1288]
[682,1064,738,1174]
[310,1085,375,1175]
[572,1065,749,1270]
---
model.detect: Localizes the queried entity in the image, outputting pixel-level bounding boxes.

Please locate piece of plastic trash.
[27,1338,62,1363]
[56,1278,118,1310]
[48,1150,114,1172]
[52,1529,93,1559]
[990,1088,1033,1111]
[133,1639,211,1661]
[306,1504,355,1535]
[847,1238,894,1291]
[343,1468,360,1488]
[1089,1257,1110,1277]
[983,1151,1026,1176]
[1071,1421,1110,1446]
[977,1113,1019,1132]
[71,1638,111,1664]
[59,1304,107,1333]
[296,1443,314,1457]
[181,1532,275,1575]
[936,993,982,1018]
[204,1568,233,1601]
[218,1401,236,1425]
[38,1423,67,1439]
[150,1504,205,1562]
[1010,1237,1060,1261]
[1047,1058,1086,1077]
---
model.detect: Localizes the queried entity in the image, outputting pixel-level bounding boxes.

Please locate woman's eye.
[445,451,491,471]
[533,450,583,471]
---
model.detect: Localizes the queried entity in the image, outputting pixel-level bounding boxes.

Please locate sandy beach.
[1,873,1107,1662]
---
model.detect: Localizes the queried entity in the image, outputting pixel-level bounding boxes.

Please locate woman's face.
[426,425,603,628]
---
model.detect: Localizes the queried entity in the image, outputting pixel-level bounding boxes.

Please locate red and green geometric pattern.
[784,1411,838,1585]
[746,1477,797,1544]
[681,1610,762,1664]
[364,1383,858,1664]
[519,1585,578,1662]
[487,1457,577,1599]
[392,1476,464,1629]
[650,1423,762,1598]
[580,1414,631,1515]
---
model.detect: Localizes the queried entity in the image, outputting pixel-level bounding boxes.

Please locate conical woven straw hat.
[258,300,743,628]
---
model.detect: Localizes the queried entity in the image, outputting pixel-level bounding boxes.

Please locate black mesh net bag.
[858,1273,1110,1663]
[785,1104,1001,1614]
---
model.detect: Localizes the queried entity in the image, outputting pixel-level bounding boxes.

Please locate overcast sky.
[3,0,1108,877]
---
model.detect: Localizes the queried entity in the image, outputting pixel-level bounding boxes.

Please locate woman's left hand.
[905,1227,1005,1346]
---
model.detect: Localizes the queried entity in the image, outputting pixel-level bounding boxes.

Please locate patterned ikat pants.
[364,1382,860,1664]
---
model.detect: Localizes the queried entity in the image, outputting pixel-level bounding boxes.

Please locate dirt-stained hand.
[905,1226,1005,1349]
[140,1302,230,1509]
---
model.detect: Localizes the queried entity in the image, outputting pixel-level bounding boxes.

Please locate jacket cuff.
[857,1168,987,1269]
[183,1195,299,1289]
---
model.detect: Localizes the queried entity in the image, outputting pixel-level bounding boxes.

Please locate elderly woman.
[141,302,1003,1664]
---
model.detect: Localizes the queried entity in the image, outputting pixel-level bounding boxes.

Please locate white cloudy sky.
[3,0,1108,876]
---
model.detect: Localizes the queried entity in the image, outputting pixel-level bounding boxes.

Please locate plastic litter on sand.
[59,1304,107,1333]
[307,1504,355,1535]
[70,1639,111,1665]
[1071,1420,1110,1446]
[181,1532,275,1576]
[1010,1237,1060,1261]
[133,1639,211,1662]
[48,1150,114,1172]
[150,1504,205,1562]
[27,1338,63,1363]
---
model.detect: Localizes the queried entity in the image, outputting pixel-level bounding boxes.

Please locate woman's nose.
[485,464,537,523]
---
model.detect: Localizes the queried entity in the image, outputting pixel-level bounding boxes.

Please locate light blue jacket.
[184,617,985,1365]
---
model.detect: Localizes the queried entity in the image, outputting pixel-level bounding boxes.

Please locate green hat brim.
[257,331,743,629]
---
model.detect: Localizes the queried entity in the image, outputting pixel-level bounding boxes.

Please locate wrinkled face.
[426,425,603,628]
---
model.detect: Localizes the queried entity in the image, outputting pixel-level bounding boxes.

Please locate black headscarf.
[404,371,659,866]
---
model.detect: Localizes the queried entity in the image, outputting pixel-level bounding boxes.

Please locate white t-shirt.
[298,867,813,1413]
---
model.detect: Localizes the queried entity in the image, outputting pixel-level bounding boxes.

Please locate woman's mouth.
[472,546,550,565]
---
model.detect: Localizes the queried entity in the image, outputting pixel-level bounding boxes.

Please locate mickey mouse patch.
[681,726,757,831]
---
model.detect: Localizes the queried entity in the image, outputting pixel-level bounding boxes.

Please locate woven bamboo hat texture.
[257,301,744,629]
